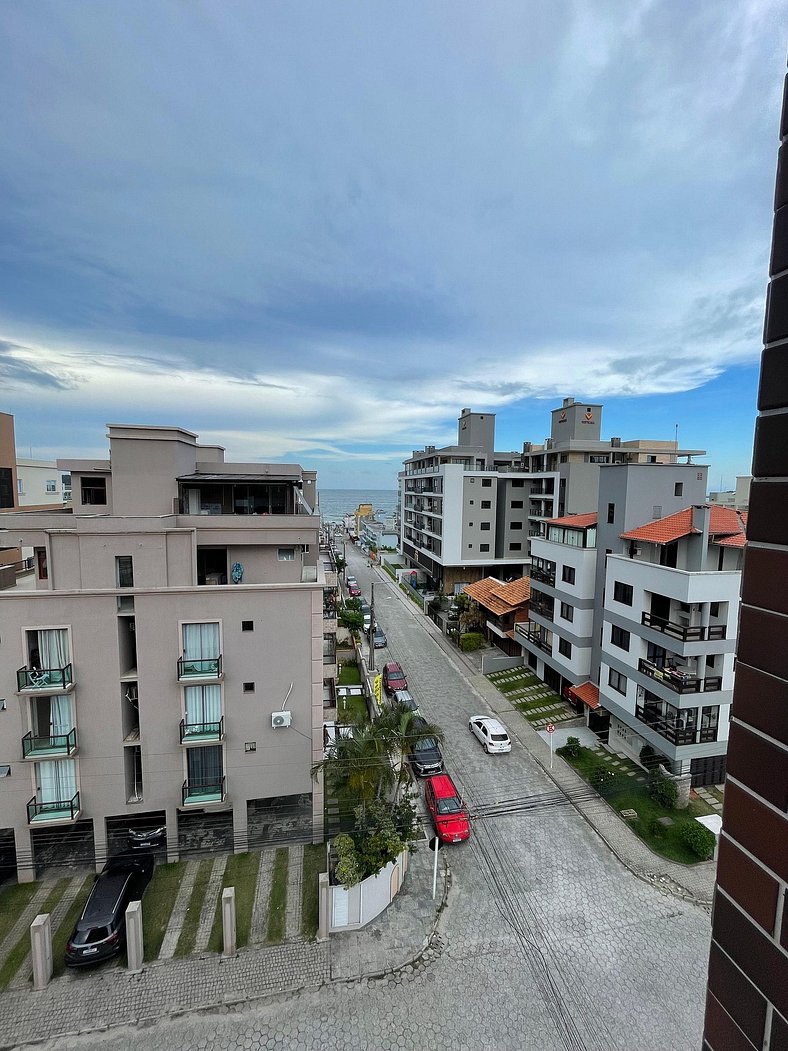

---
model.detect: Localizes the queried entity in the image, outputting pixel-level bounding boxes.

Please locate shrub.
[648,770,678,809]
[460,632,485,652]
[591,764,620,796]
[563,735,581,758]
[679,822,716,860]
[639,743,659,769]
[649,817,666,840]
[333,834,364,888]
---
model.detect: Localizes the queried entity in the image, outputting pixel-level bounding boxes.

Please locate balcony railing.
[179,716,224,743]
[177,655,223,680]
[521,628,552,654]
[27,790,81,824]
[641,612,727,642]
[22,727,77,758]
[637,659,722,695]
[530,566,556,587]
[529,599,554,621]
[182,776,226,805]
[17,664,74,692]
[635,706,717,746]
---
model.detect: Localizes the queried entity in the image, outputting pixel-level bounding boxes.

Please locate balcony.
[635,706,718,746]
[182,776,226,806]
[27,791,81,824]
[520,627,552,654]
[641,612,727,643]
[180,716,224,743]
[637,659,722,695]
[177,655,223,681]
[22,727,77,759]
[529,598,554,621]
[17,664,75,692]
[530,566,556,587]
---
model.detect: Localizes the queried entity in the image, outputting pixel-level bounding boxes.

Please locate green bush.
[563,735,581,758]
[679,822,716,860]
[591,764,620,796]
[639,743,660,769]
[333,834,364,888]
[649,816,666,840]
[648,770,678,809]
[460,632,485,652]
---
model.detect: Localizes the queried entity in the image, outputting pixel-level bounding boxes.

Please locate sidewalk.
[0,848,447,1050]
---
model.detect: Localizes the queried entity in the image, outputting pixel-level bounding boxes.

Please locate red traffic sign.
[546,723,556,733]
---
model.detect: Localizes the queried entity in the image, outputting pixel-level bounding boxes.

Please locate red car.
[348,583,361,597]
[424,773,470,844]
[382,661,407,695]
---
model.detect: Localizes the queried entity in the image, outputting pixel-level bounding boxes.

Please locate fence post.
[222,887,236,957]
[318,871,330,940]
[125,900,144,972]
[30,914,52,991]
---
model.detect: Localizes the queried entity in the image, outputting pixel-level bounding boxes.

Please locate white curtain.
[38,629,69,670]
[38,759,76,802]
[182,622,220,660]
[184,685,221,725]
[49,695,72,737]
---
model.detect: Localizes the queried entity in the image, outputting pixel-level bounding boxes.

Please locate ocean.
[317,488,398,523]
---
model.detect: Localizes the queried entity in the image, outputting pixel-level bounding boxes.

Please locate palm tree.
[374,698,443,801]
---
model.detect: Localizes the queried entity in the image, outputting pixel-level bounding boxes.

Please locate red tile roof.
[567,682,600,710]
[463,576,531,616]
[621,506,747,546]
[546,512,598,528]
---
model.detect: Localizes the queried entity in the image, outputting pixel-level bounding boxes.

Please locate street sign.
[546,723,556,733]
[428,836,442,852]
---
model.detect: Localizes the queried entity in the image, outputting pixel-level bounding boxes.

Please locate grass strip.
[300,844,327,940]
[0,883,39,945]
[265,848,289,945]
[51,875,94,979]
[142,860,187,961]
[206,851,261,953]
[337,663,362,686]
[173,858,213,958]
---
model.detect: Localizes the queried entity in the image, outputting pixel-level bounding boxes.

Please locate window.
[480,543,490,552]
[560,602,574,622]
[510,542,522,551]
[17,477,24,495]
[511,479,524,488]
[607,503,615,524]
[511,500,523,509]
[610,625,630,651]
[481,500,491,509]
[561,565,575,585]
[480,522,490,531]
[558,638,572,658]
[115,556,134,588]
[652,505,662,519]
[613,581,633,606]
[277,547,295,561]
[46,480,57,493]
[709,602,720,617]
[241,621,254,632]
[469,500,474,506]
[648,455,658,464]
[589,455,609,464]
[482,479,492,488]
[243,682,255,693]
[560,454,568,463]
[35,548,48,580]
[511,521,522,530]
[81,477,107,505]
[674,482,683,497]
[608,669,627,694]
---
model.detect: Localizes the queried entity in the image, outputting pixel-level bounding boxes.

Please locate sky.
[1,1,786,490]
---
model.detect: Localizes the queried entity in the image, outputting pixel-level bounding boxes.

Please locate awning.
[567,682,600,710]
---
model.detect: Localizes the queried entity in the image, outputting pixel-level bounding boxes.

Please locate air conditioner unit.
[271,710,292,729]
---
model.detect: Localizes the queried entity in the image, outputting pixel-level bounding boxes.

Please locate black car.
[373,628,387,648]
[407,717,444,777]
[65,854,154,967]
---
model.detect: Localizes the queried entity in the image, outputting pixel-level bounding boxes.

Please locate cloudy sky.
[1,1,786,490]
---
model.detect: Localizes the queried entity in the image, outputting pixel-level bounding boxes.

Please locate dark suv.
[407,717,444,777]
[65,854,153,967]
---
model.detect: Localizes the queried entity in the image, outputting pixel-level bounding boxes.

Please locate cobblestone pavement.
[3,548,712,1049]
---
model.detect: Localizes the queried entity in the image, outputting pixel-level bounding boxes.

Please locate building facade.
[15,459,71,507]
[0,424,335,881]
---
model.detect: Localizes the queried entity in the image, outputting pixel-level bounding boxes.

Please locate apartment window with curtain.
[182,622,221,675]
[183,685,222,732]
[115,556,134,588]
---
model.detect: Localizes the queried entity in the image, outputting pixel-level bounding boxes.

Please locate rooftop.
[620,506,747,546]
[546,512,598,529]
[463,576,531,615]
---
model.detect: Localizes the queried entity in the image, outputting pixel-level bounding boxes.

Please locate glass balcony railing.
[17,664,74,691]
[177,655,223,680]
[22,727,77,758]
[182,776,226,805]
[179,716,224,743]
[27,791,80,824]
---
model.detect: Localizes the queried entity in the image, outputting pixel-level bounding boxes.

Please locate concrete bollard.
[222,886,236,957]
[317,871,330,941]
[30,914,53,991]
[125,900,144,972]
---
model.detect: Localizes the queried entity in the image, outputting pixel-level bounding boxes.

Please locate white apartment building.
[0,424,336,881]
[598,504,744,785]
[517,514,598,696]
[15,459,71,507]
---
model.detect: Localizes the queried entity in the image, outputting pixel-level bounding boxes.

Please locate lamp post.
[368,582,375,672]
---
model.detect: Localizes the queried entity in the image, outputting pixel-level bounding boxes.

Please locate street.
[50,545,710,1050]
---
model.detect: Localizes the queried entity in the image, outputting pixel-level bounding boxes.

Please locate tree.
[374,699,444,801]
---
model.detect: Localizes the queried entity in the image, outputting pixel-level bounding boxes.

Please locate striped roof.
[463,576,531,616]
[620,506,747,546]
[545,512,598,529]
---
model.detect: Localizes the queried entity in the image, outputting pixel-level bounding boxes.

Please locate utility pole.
[368,581,375,672]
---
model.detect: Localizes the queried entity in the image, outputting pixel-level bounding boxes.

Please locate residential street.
[44,547,711,1051]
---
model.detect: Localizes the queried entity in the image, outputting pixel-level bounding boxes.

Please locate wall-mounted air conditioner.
[271,711,292,728]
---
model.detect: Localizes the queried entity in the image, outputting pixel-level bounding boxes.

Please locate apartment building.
[15,459,71,507]
[0,424,336,881]
[599,504,745,785]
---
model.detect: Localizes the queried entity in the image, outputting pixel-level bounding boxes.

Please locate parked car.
[424,773,470,843]
[392,689,419,714]
[65,854,154,967]
[373,627,387,648]
[348,583,361,597]
[468,715,512,754]
[406,717,444,777]
[382,661,407,695]
[127,826,166,852]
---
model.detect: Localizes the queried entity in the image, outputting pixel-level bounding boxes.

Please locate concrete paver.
[284,844,303,941]
[249,848,275,945]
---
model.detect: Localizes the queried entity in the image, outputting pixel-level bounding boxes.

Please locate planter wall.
[326,848,409,933]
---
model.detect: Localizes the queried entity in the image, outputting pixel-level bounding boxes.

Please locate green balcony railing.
[22,727,77,758]
[179,716,224,743]
[27,790,80,824]
[17,664,74,691]
[177,655,222,680]
[182,776,225,805]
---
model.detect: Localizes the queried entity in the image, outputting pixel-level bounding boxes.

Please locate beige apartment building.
[0,424,336,881]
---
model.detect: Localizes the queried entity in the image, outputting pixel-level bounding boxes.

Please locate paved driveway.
[48,552,710,1050]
